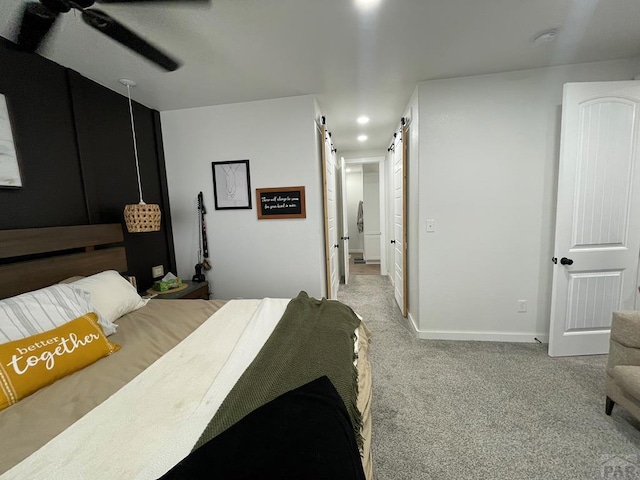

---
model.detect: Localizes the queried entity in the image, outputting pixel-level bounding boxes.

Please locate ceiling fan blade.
[39,0,71,13]
[95,0,209,4]
[69,0,97,7]
[81,8,180,71]
[16,2,59,53]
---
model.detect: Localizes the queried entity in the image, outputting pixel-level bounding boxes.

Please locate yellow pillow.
[0,312,120,411]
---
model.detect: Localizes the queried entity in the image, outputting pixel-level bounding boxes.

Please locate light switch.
[426,220,436,233]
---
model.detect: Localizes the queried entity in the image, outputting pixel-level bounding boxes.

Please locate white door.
[378,158,388,277]
[340,157,350,285]
[320,124,340,300]
[549,81,640,357]
[392,127,408,317]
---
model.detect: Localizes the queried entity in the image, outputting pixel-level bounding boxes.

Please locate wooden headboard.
[0,224,127,299]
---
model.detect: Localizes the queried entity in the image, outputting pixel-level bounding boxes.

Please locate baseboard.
[409,324,548,343]
[407,312,419,335]
[405,311,547,343]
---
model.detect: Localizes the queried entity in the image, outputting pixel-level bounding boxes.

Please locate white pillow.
[0,284,105,344]
[70,270,148,325]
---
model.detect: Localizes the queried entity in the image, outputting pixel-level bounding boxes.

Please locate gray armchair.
[606,311,640,421]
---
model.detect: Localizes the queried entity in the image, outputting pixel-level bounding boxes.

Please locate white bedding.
[2,298,290,480]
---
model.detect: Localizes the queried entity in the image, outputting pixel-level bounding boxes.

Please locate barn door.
[392,126,408,317]
[320,123,339,299]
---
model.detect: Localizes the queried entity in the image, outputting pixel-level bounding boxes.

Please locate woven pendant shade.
[120,78,162,234]
[124,203,161,233]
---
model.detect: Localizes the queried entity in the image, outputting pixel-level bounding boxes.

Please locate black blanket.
[159,376,366,480]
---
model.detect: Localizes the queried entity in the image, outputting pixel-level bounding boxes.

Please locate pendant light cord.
[126,84,145,205]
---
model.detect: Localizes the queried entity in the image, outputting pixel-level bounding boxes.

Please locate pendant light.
[120,78,161,233]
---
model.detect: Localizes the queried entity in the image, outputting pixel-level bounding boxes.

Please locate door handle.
[560,257,573,266]
[390,240,396,244]
[341,236,349,240]
[334,244,340,248]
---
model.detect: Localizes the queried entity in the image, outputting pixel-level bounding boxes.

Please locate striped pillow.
[0,285,115,344]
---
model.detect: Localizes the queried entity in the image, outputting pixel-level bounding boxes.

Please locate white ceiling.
[1,0,640,153]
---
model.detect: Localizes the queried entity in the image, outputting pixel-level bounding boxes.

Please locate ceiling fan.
[14,0,210,71]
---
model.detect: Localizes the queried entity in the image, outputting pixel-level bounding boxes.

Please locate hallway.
[348,254,380,276]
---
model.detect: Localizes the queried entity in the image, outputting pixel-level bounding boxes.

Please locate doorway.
[548,80,640,356]
[341,157,386,279]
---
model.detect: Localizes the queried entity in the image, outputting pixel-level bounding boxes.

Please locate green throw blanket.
[194,291,362,450]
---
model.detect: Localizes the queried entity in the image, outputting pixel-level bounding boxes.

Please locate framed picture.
[211,160,252,210]
[256,186,306,220]
[0,93,22,188]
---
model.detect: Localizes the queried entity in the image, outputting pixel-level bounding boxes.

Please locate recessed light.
[357,116,370,124]
[358,135,368,142]
[355,0,381,9]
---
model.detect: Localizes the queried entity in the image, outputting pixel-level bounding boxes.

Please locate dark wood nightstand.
[151,281,210,300]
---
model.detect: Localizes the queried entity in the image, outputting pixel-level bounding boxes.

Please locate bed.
[0,224,373,479]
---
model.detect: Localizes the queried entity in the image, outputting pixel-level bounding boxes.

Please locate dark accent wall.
[0,41,87,226]
[0,38,175,290]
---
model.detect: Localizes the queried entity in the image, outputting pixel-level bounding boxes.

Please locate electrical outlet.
[152,265,164,278]
[517,300,527,313]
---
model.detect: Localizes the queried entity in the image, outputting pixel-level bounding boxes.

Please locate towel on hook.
[357,201,364,233]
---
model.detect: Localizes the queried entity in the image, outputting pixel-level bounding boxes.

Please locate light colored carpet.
[338,275,640,480]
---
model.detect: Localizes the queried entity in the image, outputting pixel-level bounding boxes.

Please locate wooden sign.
[256,186,306,220]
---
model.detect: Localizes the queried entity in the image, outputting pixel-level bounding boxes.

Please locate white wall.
[415,58,640,341]
[342,149,386,159]
[160,95,326,300]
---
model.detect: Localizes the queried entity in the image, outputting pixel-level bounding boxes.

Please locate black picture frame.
[211,160,252,210]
